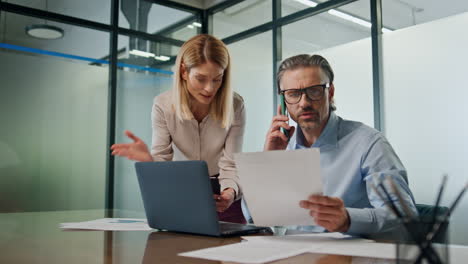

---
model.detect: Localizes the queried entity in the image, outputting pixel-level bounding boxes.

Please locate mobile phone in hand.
[280,94,290,139]
[210,177,221,195]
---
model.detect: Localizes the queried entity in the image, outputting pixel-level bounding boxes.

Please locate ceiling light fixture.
[129,49,155,58]
[294,0,317,8]
[192,22,202,28]
[328,9,372,28]
[25,24,64,39]
[154,55,170,61]
[24,0,65,40]
[294,0,393,32]
[187,24,195,29]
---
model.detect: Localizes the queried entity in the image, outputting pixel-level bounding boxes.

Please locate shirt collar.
[293,111,339,149]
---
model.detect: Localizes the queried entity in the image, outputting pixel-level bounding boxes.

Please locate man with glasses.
[264,54,416,237]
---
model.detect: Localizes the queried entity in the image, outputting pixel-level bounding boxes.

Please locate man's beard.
[298,118,321,131]
[296,107,321,131]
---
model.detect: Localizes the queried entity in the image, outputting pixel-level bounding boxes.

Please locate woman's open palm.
[111,130,152,162]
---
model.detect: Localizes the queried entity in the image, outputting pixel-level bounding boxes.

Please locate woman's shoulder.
[233,92,245,112]
[153,90,173,110]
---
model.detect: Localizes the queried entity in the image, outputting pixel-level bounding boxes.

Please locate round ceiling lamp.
[25,24,64,40]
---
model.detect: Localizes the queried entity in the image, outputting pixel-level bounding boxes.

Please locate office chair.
[415,204,450,243]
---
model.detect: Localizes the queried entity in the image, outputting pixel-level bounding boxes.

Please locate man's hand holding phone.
[264,104,295,151]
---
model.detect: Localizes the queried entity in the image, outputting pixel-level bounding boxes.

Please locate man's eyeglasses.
[280,84,329,104]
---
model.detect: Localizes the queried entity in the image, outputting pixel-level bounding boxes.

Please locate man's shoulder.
[337,116,382,143]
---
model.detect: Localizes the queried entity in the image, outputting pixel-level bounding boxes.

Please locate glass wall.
[0,13,109,212]
[5,0,111,24]
[382,2,468,245]
[119,0,195,34]
[282,0,373,127]
[113,35,176,216]
[228,32,273,153]
[213,0,272,39]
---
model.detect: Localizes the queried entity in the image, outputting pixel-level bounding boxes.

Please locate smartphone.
[210,176,221,195]
[280,94,290,139]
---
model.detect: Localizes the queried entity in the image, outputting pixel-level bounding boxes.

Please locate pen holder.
[396,218,449,264]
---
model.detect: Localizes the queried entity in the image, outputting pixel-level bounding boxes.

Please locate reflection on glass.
[228,32,273,153]
[119,1,194,34]
[0,49,109,212]
[282,0,374,128]
[213,0,272,39]
[114,36,175,215]
[282,0,371,56]
[282,0,331,16]
[162,17,201,42]
[6,0,111,24]
[0,12,110,60]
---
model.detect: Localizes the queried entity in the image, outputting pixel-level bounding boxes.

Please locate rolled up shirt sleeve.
[346,135,418,236]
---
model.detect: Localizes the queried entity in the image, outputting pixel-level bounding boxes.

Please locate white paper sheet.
[181,232,468,264]
[60,218,152,231]
[179,240,311,264]
[242,232,372,244]
[235,149,323,226]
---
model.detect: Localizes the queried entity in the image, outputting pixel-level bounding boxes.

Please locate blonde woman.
[111,34,246,224]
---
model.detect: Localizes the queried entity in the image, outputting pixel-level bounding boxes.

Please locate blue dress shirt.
[287,111,417,236]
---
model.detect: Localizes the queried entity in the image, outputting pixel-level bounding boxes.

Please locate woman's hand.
[214,188,236,213]
[110,130,153,162]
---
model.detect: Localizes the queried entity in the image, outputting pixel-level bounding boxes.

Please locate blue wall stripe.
[0,43,173,75]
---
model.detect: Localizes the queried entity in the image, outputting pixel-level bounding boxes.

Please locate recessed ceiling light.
[192,22,202,28]
[25,24,64,39]
[154,55,170,61]
[129,49,155,58]
[294,0,317,8]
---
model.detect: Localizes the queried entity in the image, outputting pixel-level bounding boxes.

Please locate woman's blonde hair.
[172,34,233,128]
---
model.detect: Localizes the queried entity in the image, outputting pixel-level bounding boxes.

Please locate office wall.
[0,51,108,212]
[382,12,468,245]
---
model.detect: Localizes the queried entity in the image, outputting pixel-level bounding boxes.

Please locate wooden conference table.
[0,209,396,264]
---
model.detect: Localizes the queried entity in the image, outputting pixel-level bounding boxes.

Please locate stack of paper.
[60,218,152,231]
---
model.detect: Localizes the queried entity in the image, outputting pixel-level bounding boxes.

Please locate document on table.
[60,218,152,231]
[179,240,312,264]
[235,148,323,226]
[179,233,382,264]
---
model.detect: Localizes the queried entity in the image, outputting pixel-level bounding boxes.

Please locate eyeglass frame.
[279,84,330,104]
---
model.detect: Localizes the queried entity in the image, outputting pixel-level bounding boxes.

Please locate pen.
[370,182,401,218]
[371,180,436,262]
[378,182,403,219]
[432,174,448,223]
[426,182,468,243]
[415,182,468,264]
[386,176,417,220]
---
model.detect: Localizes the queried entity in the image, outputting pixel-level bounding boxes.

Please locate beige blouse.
[150,90,245,197]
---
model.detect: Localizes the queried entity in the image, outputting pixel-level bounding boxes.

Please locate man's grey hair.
[277,54,336,111]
